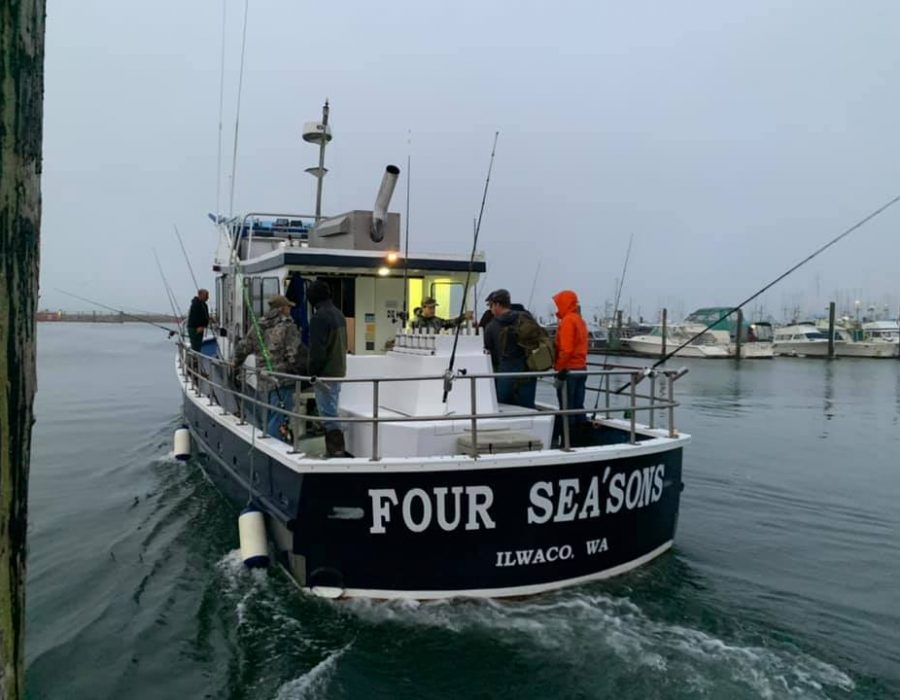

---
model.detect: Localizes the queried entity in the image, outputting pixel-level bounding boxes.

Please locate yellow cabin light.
[377,266,390,277]
[386,251,400,264]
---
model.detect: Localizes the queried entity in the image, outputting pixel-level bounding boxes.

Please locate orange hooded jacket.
[553,290,588,370]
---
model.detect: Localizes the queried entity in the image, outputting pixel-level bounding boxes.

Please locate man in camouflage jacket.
[233,295,306,439]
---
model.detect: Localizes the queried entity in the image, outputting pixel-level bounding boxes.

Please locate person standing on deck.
[187,289,210,352]
[411,296,472,333]
[483,289,536,408]
[232,295,305,440]
[552,289,589,445]
[307,280,349,458]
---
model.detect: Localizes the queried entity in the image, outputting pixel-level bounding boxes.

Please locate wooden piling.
[1,2,47,696]
[661,308,667,358]
[827,302,836,358]
[735,309,743,360]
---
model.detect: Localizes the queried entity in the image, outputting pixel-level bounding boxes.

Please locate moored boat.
[176,103,692,600]
[625,324,730,358]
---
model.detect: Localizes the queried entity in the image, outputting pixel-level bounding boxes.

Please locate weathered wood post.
[661,308,667,358]
[0,2,46,697]
[827,302,836,359]
[735,308,743,360]
[614,310,623,351]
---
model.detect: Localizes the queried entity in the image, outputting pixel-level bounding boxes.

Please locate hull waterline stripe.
[325,540,674,600]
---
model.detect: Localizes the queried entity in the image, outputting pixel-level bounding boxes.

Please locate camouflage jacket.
[234,309,306,382]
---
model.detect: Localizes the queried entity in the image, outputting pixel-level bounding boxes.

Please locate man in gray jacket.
[307,279,348,457]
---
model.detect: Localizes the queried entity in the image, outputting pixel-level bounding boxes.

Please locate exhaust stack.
[371,165,400,242]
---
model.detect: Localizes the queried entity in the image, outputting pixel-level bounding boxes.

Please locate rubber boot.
[324,430,347,458]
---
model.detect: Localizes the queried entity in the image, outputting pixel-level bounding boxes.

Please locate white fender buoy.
[173,426,191,461]
[238,506,269,569]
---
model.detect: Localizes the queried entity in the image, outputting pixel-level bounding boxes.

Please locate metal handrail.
[179,345,686,459]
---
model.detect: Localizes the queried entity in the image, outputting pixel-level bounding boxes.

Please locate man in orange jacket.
[552,289,589,445]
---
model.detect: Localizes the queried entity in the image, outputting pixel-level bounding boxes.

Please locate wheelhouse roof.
[224,247,487,276]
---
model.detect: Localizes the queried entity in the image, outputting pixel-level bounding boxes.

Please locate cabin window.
[430,281,466,314]
[243,276,279,322]
[262,277,279,307]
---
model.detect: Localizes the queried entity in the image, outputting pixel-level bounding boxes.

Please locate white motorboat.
[625,324,730,358]
[773,324,830,357]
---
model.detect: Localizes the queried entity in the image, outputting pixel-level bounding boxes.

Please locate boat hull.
[183,394,685,599]
[626,337,728,358]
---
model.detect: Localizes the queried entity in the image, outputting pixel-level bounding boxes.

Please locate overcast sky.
[41,0,900,322]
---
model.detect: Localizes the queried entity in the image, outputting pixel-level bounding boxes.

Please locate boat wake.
[344,591,855,699]
[272,643,352,700]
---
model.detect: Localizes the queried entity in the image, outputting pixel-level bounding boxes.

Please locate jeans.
[266,387,294,440]
[495,376,536,409]
[188,328,204,352]
[314,381,342,432]
[553,372,587,445]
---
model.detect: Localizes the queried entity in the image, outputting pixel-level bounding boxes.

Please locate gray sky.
[41,0,900,323]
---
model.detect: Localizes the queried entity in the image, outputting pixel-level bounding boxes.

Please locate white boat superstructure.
[775,322,899,358]
[862,321,900,345]
[773,324,830,357]
[626,324,729,358]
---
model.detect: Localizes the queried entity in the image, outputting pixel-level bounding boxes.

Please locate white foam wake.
[345,592,854,698]
[272,643,352,700]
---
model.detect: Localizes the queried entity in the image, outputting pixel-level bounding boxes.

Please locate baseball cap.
[485,288,511,306]
[268,294,295,309]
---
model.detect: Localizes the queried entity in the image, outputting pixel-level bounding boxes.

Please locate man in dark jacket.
[187,289,210,352]
[307,279,348,457]
[483,289,536,408]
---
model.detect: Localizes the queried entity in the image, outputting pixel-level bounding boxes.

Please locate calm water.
[26,324,900,699]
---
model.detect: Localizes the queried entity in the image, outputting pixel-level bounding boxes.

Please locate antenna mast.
[304,100,332,221]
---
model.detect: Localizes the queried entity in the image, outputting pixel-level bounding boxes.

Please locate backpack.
[502,312,555,371]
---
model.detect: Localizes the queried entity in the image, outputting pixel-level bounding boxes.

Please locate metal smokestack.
[371,164,400,242]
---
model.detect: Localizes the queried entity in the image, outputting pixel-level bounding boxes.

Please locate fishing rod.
[152,249,185,326]
[612,191,900,396]
[174,224,201,292]
[526,259,542,311]
[228,0,250,219]
[55,289,178,335]
[443,131,500,403]
[590,234,634,410]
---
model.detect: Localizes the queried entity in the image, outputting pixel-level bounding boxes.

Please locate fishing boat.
[175,104,691,600]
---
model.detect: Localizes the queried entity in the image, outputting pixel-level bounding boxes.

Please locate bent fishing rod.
[443,131,500,402]
[612,190,900,395]
[55,289,179,335]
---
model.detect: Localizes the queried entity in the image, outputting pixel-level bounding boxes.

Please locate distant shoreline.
[37,312,179,324]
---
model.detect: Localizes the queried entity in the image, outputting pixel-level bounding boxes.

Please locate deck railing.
[179,346,687,461]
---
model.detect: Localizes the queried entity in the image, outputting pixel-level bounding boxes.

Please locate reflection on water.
[822,361,835,436]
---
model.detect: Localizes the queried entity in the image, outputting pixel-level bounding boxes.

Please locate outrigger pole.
[443,131,499,403]
[612,190,900,396]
